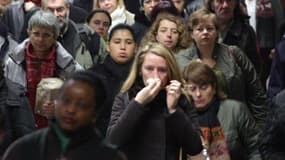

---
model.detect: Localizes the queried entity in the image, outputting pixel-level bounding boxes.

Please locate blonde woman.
[106,42,202,160]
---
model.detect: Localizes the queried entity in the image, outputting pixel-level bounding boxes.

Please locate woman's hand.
[135,78,161,105]
[41,100,55,118]
[166,80,181,113]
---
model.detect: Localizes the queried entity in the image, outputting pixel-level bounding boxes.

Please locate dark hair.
[108,24,136,41]
[86,9,112,27]
[150,0,179,22]
[61,70,107,113]
[205,0,248,21]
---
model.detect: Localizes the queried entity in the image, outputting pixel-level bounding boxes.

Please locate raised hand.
[41,100,55,118]
[135,78,161,105]
[165,80,181,113]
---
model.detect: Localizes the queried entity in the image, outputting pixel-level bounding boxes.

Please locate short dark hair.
[150,0,179,22]
[62,70,107,113]
[86,9,112,27]
[108,24,136,42]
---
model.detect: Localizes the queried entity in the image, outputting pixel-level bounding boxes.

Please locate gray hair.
[41,0,70,9]
[28,10,60,39]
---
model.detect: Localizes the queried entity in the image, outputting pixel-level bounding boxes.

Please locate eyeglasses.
[184,84,210,93]
[193,26,216,32]
[45,6,67,14]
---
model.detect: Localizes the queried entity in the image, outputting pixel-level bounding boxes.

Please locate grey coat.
[3,39,82,140]
[218,99,261,160]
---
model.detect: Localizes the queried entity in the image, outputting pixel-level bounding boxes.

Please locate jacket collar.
[9,39,75,70]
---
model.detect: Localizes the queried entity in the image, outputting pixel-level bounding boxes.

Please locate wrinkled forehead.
[43,0,69,7]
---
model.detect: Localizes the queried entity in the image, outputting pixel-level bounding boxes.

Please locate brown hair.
[183,61,226,99]
[188,7,218,31]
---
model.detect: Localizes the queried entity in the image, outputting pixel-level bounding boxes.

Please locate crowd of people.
[0,0,284,160]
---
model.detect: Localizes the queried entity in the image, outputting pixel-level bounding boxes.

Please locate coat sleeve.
[106,92,149,147]
[259,106,285,160]
[236,101,262,160]
[268,40,285,98]
[165,100,203,155]
[233,46,268,125]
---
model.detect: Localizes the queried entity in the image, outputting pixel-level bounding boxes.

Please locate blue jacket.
[268,37,285,98]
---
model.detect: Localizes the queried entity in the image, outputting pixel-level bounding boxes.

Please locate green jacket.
[218,99,261,160]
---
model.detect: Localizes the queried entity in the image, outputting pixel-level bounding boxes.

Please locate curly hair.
[140,12,190,54]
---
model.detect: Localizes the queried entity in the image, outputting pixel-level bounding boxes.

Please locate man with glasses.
[42,0,99,69]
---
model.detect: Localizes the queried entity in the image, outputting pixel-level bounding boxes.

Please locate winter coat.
[107,89,203,160]
[4,39,82,140]
[176,43,268,124]
[89,55,133,136]
[218,99,261,160]
[259,105,285,160]
[220,18,262,74]
[2,122,125,160]
[1,0,39,42]
[268,37,285,98]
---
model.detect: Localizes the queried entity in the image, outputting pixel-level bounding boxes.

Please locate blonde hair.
[121,42,183,92]
[94,0,125,9]
[140,12,190,54]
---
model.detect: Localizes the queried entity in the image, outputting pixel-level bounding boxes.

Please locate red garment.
[25,0,41,7]
[256,0,273,18]
[25,42,56,129]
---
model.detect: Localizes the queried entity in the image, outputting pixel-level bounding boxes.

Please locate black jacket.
[259,105,285,160]
[2,122,125,160]
[107,88,202,160]
[90,55,133,136]
[221,18,262,74]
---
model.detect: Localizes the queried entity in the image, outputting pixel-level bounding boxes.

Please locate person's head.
[141,12,189,53]
[55,70,106,133]
[150,0,179,21]
[107,24,136,64]
[42,0,70,31]
[27,10,59,57]
[183,61,225,108]
[188,8,218,47]
[0,0,12,6]
[205,0,240,24]
[121,42,182,92]
[140,0,160,18]
[96,0,125,14]
[172,0,185,14]
[86,9,112,37]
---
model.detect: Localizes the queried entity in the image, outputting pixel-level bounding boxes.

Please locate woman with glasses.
[106,42,202,160]
[183,61,261,160]
[176,8,267,125]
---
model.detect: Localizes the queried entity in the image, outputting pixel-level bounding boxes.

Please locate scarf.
[25,42,56,129]
[109,6,135,33]
[197,98,231,160]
